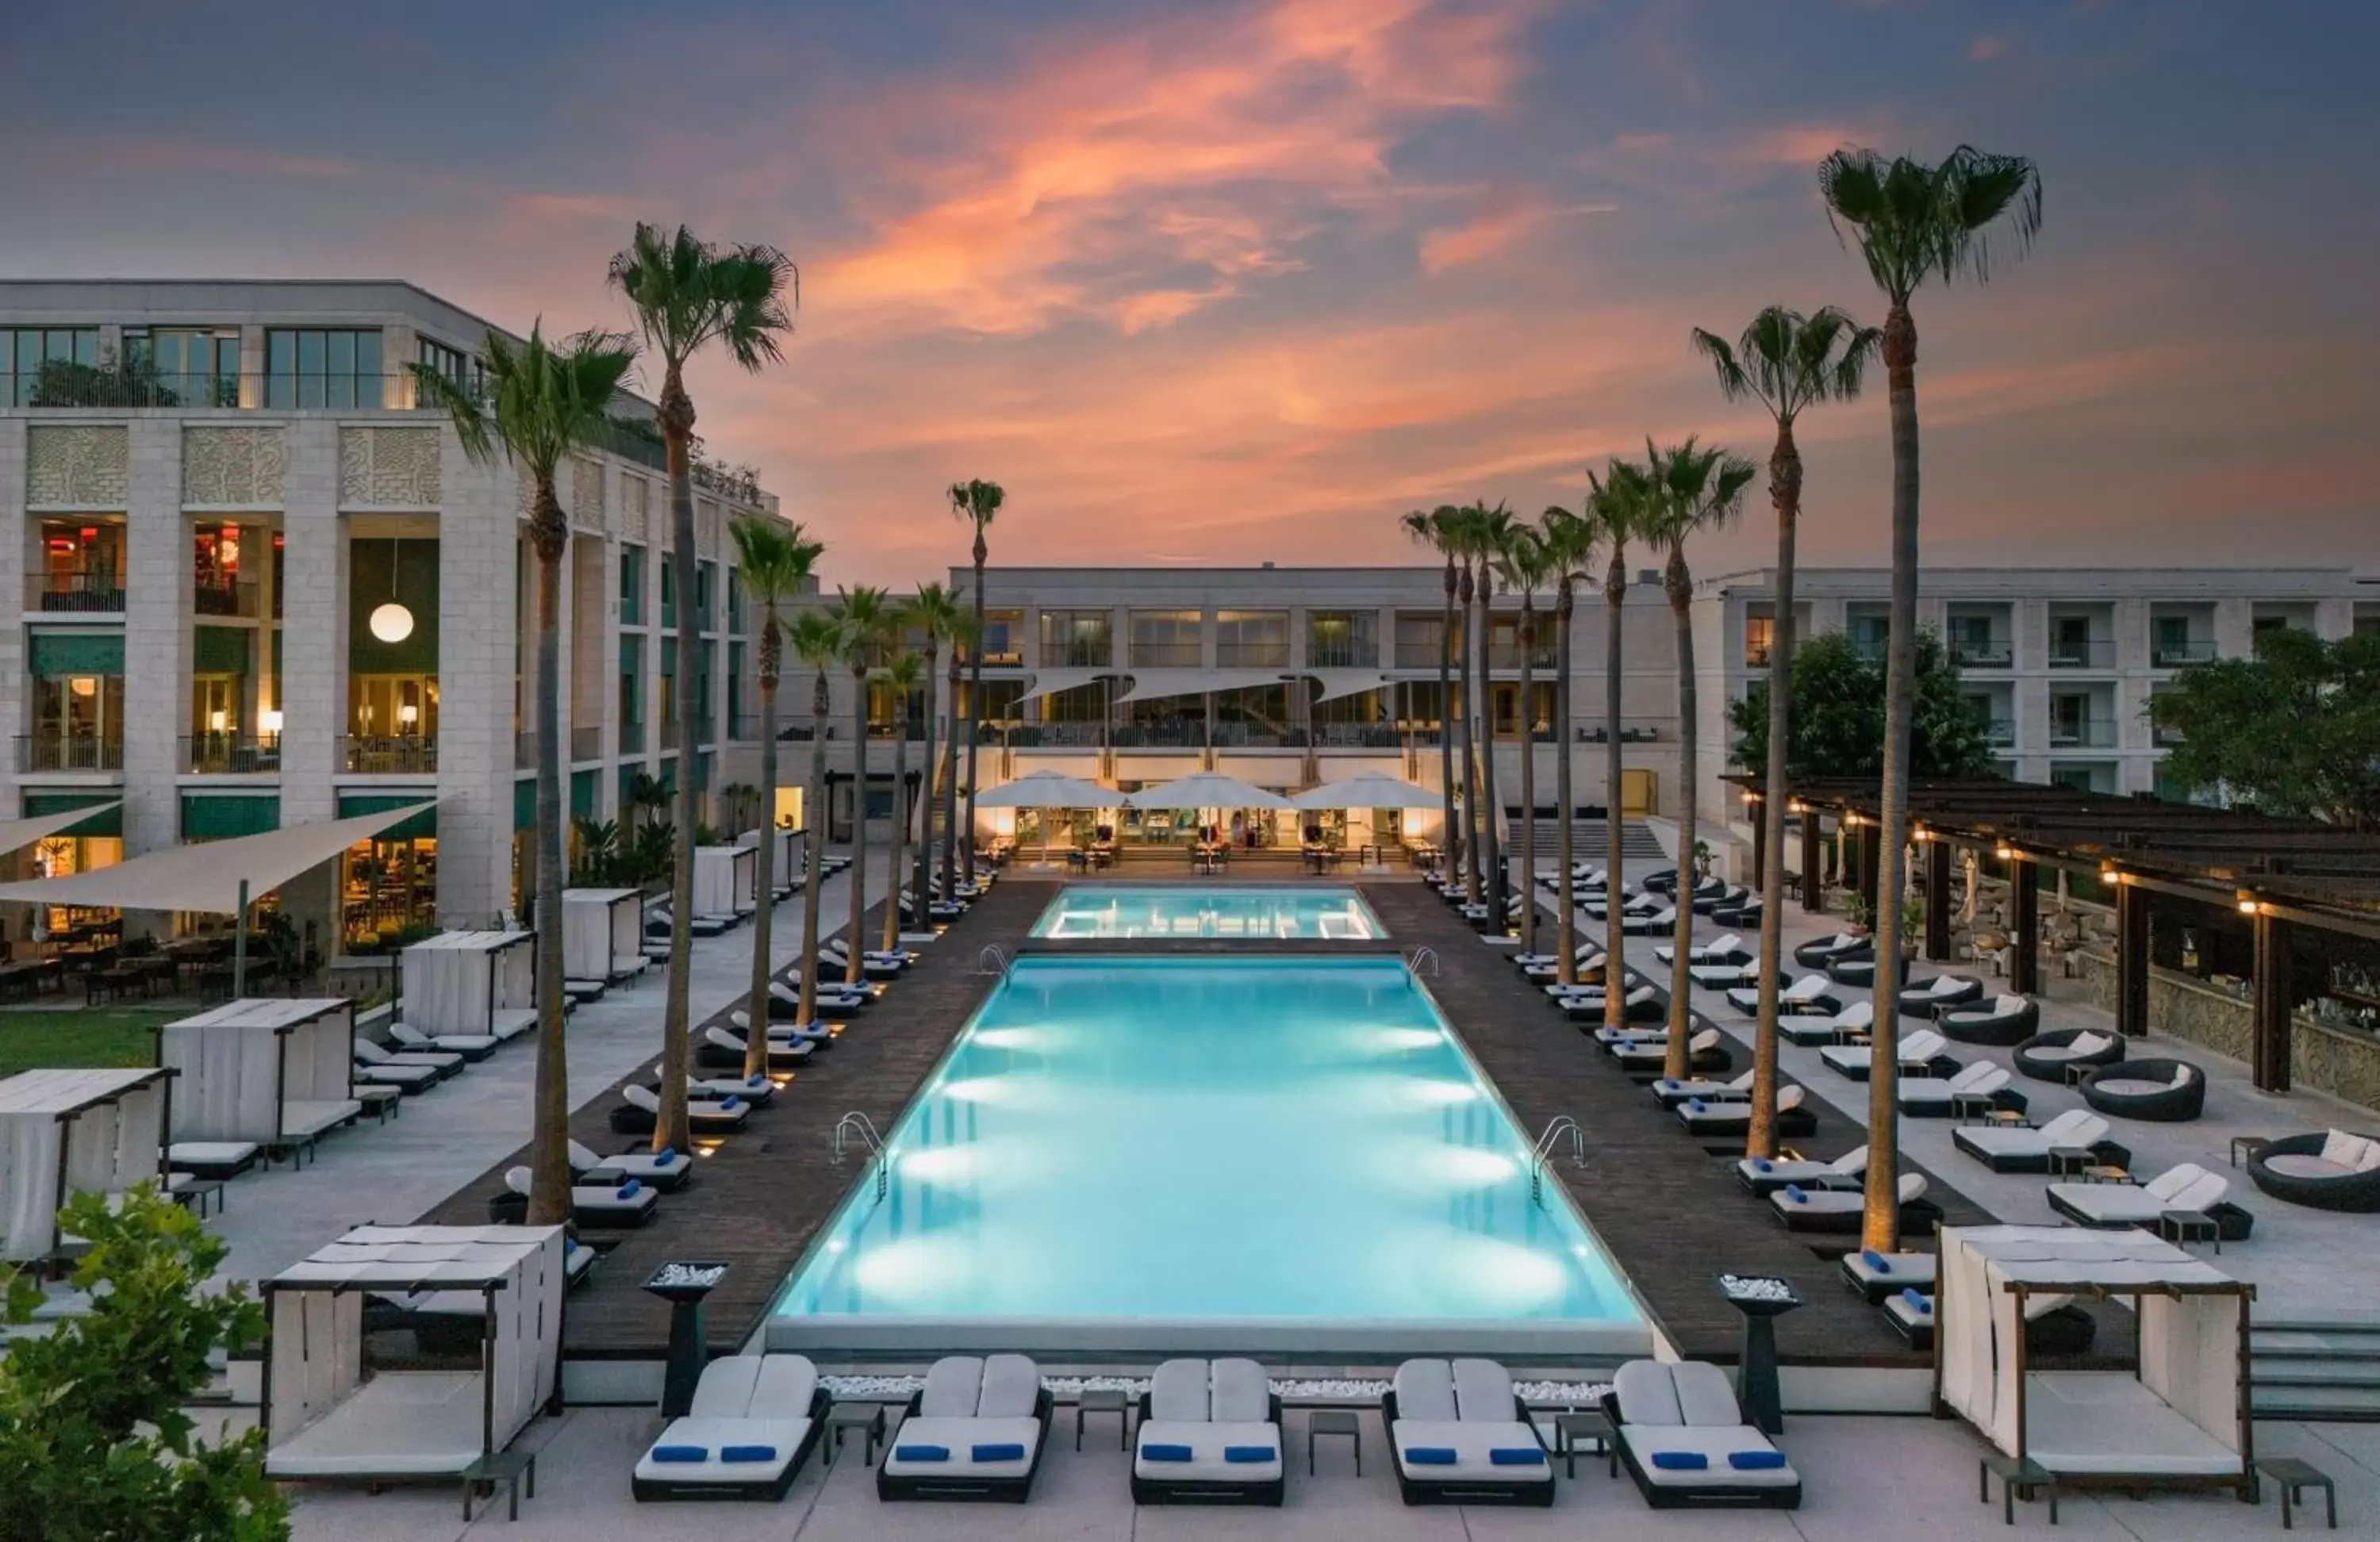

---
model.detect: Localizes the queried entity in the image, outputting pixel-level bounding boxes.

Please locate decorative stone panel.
[181,426,286,506]
[571,457,606,531]
[338,426,442,506]
[620,474,648,541]
[696,497,720,558]
[25,424,130,506]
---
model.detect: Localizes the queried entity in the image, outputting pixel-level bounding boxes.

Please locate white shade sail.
[1290,772,1441,809]
[1015,668,1113,705]
[1111,668,1287,706]
[1126,772,1294,810]
[975,770,1113,807]
[0,800,436,915]
[1299,669,1394,706]
[0,800,125,859]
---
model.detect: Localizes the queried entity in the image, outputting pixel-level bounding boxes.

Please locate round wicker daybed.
[2012,1026,2125,1082]
[1938,995,2040,1047]
[2247,1130,2380,1212]
[2079,1057,2207,1122]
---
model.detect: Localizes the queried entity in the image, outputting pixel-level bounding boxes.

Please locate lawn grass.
[0,1007,175,1076]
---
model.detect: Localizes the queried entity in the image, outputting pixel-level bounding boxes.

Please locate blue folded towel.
[717,1095,742,1111]
[564,1237,579,1253]
[1490,1447,1547,1466]
[1687,1099,1706,1113]
[650,1444,707,1463]
[972,1441,1027,1462]
[747,1074,766,1087]
[1729,1449,1787,1471]
[1403,1447,1458,1466]
[894,1444,950,1462]
[1862,1249,1889,1272]
[1752,1158,1773,1172]
[1224,1445,1275,1464]
[1142,1443,1194,1463]
[657,1147,678,1164]
[1902,1288,1932,1314]
[616,1179,641,1199]
[1783,1184,1806,1203]
[1650,1451,1708,1471]
[720,1444,777,1463]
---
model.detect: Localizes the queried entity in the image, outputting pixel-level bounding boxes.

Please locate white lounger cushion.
[1394,1359,1459,1421]
[2052,1164,2228,1222]
[1959,1110,2109,1158]
[2033,1030,2113,1061]
[1148,1358,1209,1422]
[1736,1145,1866,1187]
[1900,1064,2008,1105]
[634,1353,820,1488]
[168,1141,258,1168]
[266,1369,489,1477]
[2022,1371,2244,1477]
[882,1354,1044,1479]
[282,1099,362,1137]
[1843,1250,1937,1295]
[568,1140,687,1183]
[1132,1358,1281,1484]
[392,1024,501,1054]
[1388,1358,1544,1483]
[1610,1362,1795,1490]
[1775,1173,1927,1217]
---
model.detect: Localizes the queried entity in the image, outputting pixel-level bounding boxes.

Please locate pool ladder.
[831,1110,889,1203]
[1528,1116,1585,1206]
[976,944,1015,980]
[1406,946,1441,979]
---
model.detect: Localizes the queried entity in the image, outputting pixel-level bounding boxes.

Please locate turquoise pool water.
[770,957,1646,1354]
[1029,884,1384,940]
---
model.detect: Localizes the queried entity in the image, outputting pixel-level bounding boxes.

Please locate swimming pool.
[1028,884,1385,941]
[768,956,1649,1357]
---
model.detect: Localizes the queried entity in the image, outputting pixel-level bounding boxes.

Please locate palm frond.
[608,221,799,373]
[1821,144,2043,301]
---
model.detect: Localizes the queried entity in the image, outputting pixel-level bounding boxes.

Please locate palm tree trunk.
[1603,554,1627,1030]
[1747,420,1802,1159]
[1438,558,1457,879]
[965,540,986,874]
[1664,547,1698,1082]
[1457,565,1481,903]
[942,647,963,889]
[1479,573,1504,928]
[1554,590,1577,985]
[1864,296,1922,1255]
[1515,597,1537,955]
[654,374,700,1155]
[743,636,781,1081]
[798,672,829,1024]
[526,487,570,1224]
[915,643,939,920]
[882,719,908,953]
[847,669,869,987]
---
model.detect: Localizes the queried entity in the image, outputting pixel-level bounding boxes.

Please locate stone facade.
[25,424,130,506]
[338,426,443,507]
[2075,950,2380,1115]
[181,426,286,508]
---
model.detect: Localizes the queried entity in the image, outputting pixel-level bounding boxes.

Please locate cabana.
[1934,1224,2254,1500]
[402,931,538,1041]
[0,1068,173,1264]
[693,844,757,922]
[263,1224,566,1481]
[562,888,647,986]
[159,997,360,1160]
[739,827,798,896]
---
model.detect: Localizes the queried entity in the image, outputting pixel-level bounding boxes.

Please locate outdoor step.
[2251,1328,2380,1360]
[2253,1360,2380,1387]
[2252,1383,2380,1419]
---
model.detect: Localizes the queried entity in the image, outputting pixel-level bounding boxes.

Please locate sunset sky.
[4,0,2374,583]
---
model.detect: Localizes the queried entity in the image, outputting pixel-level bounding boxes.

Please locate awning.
[1111,669,1287,706]
[0,800,125,857]
[1015,668,1112,705]
[0,800,436,914]
[975,770,1113,807]
[1299,669,1392,706]
[1290,772,1441,809]
[1125,773,1294,811]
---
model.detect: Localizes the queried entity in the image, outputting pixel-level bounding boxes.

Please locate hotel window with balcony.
[2149,682,2186,748]
[2151,608,2215,667]
[1492,681,1559,738]
[658,554,676,629]
[965,677,1027,739]
[1964,689,2014,748]
[33,520,125,613]
[2047,606,2113,668]
[1131,610,1203,667]
[24,632,124,772]
[658,639,679,749]
[1212,684,1292,746]
[192,521,263,618]
[867,677,927,738]
[1485,616,1557,671]
[2049,689,2114,749]
[124,328,241,408]
[344,535,438,773]
[1307,611,1378,669]
[1947,606,2012,668]
[21,798,122,933]
[727,642,747,738]
[263,327,383,409]
[1847,605,1891,662]
[1216,611,1288,668]
[697,561,717,632]
[1039,610,1111,668]
[188,625,278,773]
[978,610,1023,666]
[618,634,646,751]
[1745,607,1775,669]
[4,326,99,406]
[1394,612,1458,669]
[619,543,645,626]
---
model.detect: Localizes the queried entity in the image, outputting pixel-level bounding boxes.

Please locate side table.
[2230,1135,2274,1170]
[1077,1386,1130,1450]
[1551,1410,1610,1478]
[1308,1409,1361,1475]
[2047,1145,2093,1179]
[2255,1455,2337,1529]
[462,1449,536,1523]
[2160,1208,2220,1255]
[1979,1452,2057,1525]
[826,1401,887,1466]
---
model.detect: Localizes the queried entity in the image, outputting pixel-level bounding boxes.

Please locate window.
[979,610,1023,666]
[1848,610,1891,662]
[1948,612,2002,666]
[1215,611,1288,667]
[727,641,747,738]
[727,568,746,634]
[1745,608,1775,669]
[34,520,125,612]
[1395,612,1457,668]
[1307,611,1378,668]
[416,336,475,389]
[263,327,383,409]
[30,673,125,771]
[618,634,645,750]
[1486,615,1557,671]
[1131,610,1203,666]
[5,327,100,405]
[618,544,644,625]
[697,562,716,631]
[1039,609,1111,667]
[697,641,716,742]
[192,522,259,617]
[658,638,678,746]
[125,328,240,407]
[659,555,676,628]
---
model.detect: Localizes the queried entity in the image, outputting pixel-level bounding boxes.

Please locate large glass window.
[727,567,745,634]
[1215,610,1288,667]
[979,609,1023,666]
[416,336,476,390]
[1395,611,1457,668]
[697,561,717,631]
[124,328,240,408]
[1745,607,1775,669]
[619,543,645,625]
[618,634,645,750]
[1486,615,1557,671]
[191,521,259,617]
[727,641,747,738]
[659,554,676,629]
[4,327,100,406]
[264,327,383,409]
[30,674,125,770]
[697,641,716,742]
[34,520,125,612]
[1039,610,1111,667]
[1130,609,1202,667]
[1307,610,1378,668]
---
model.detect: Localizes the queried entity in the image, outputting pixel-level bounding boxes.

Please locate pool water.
[1029,884,1384,940]
[770,957,1646,1354]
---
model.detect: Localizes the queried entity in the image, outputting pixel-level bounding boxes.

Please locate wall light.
[208,709,228,733]
[370,601,416,644]
[259,708,283,735]
[2236,892,2259,916]
[1994,843,2015,861]
[397,701,420,727]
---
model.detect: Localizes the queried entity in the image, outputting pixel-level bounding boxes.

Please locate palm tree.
[1587,460,1650,1030]
[832,585,891,985]
[1400,508,1464,883]
[1821,144,2042,1250]
[947,480,1006,876]
[905,582,963,915]
[1489,521,1549,954]
[789,611,841,1028]
[1691,305,1882,1156]
[608,222,798,1153]
[1447,510,1484,903]
[727,515,823,1079]
[942,608,979,888]
[1470,503,1519,930]
[878,648,927,953]
[411,324,634,1226]
[1642,440,1756,1079]
[1537,506,1600,986]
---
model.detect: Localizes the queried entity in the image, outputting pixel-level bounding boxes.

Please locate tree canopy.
[2149,628,2380,830]
[1729,629,1993,781]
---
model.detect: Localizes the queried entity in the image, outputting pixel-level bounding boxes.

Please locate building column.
[0,420,27,760]
[276,423,343,952]
[2010,858,2040,995]
[121,420,186,865]
[1924,838,1952,961]
[435,439,516,926]
[1798,810,1823,915]
[2115,876,2149,1038]
[2252,910,2294,1093]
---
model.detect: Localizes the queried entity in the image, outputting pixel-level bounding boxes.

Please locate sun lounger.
[610,1082,751,1137]
[389,1022,501,1061]
[1657,934,1747,967]
[1896,1061,2013,1118]
[1651,1069,1752,1109]
[568,1139,691,1191]
[1384,1357,1552,1507]
[633,1353,828,1502]
[1622,905,1679,936]
[817,947,903,980]
[1726,976,1837,1018]
[503,1164,658,1229]
[1953,1107,2112,1173]
[1734,1144,1866,1196]
[2046,1162,2230,1228]
[1130,1357,1284,1506]
[354,1038,461,1080]
[658,1064,777,1107]
[1561,983,1664,1024]
[1899,974,1985,1018]
[1819,1028,1949,1082]
[1841,1247,1937,1302]
[880,1353,1054,1502]
[167,1141,259,1182]
[1609,1026,1722,1075]
[1603,1360,1799,1509]
[1771,1172,1929,1233]
[698,1026,813,1073]
[1687,961,1754,989]
[350,1057,440,1094]
[729,1009,829,1046]
[1793,933,1868,969]
[1938,994,2039,1046]
[1781,1000,1872,1047]
[1678,1084,1811,1138]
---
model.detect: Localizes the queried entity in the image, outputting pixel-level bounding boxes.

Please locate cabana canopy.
[401,931,536,1038]
[1126,772,1293,811]
[1935,1224,2253,1495]
[0,800,125,859]
[264,1224,566,1480]
[975,770,1112,808]
[159,997,358,1149]
[1290,772,1439,809]
[0,1068,173,1263]
[693,844,757,918]
[0,800,436,914]
[562,888,643,983]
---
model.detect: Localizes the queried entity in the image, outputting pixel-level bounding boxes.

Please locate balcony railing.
[340,735,437,774]
[570,726,602,761]
[1212,724,1303,748]
[2152,639,2217,667]
[1131,645,1203,668]
[2153,722,2186,748]
[1215,646,1289,669]
[2048,637,2115,669]
[192,576,259,619]
[1849,635,1890,663]
[1578,724,1660,744]
[1307,642,1380,669]
[1981,717,2017,746]
[1031,722,1105,746]
[1951,641,2013,668]
[2049,719,2117,749]
[19,735,122,773]
[1484,646,1560,672]
[1315,723,1417,749]
[184,733,280,774]
[31,570,125,614]
[1113,723,1204,748]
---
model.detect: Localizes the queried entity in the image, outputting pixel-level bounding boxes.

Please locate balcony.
[184,734,279,774]
[340,735,437,774]
[192,576,259,619]
[2048,719,2117,750]
[1951,640,2013,669]
[1484,646,1559,672]
[1113,722,1205,748]
[570,726,602,761]
[1131,643,1202,668]
[1030,722,1104,747]
[19,735,122,773]
[1982,717,2017,747]
[10,368,471,412]
[1578,724,1660,744]
[2047,639,2115,669]
[2152,639,2217,668]
[1315,723,1411,749]
[31,570,125,615]
[1043,642,1111,669]
[1212,723,1303,748]
[1307,641,1379,669]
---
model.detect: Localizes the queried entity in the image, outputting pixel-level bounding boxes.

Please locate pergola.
[1729,774,2380,1094]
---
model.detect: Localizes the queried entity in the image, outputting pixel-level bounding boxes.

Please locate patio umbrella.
[1124,772,1294,811]
[1288,772,1439,809]
[973,770,1114,865]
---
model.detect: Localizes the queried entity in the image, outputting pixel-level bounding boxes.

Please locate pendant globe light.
[369,534,414,643]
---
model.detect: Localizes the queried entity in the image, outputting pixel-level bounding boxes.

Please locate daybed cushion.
[266,1370,490,1478]
[634,1355,819,1490]
[1842,1249,1937,1302]
[2021,1371,2244,1478]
